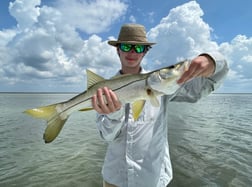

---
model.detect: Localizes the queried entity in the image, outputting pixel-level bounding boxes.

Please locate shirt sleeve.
[96,105,126,141]
[169,51,229,102]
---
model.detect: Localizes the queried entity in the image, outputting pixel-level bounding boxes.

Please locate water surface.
[0,93,251,187]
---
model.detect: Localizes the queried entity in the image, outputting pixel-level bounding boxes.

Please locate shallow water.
[0,93,251,187]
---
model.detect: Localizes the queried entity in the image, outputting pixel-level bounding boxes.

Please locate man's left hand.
[177,55,215,84]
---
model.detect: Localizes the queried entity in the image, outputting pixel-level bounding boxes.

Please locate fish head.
[159,60,189,78]
[147,60,190,95]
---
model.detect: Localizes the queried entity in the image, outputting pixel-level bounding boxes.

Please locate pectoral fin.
[149,96,160,107]
[132,100,146,121]
[146,88,160,107]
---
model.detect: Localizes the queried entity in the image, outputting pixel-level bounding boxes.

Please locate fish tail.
[43,114,68,143]
[24,104,59,120]
[24,104,68,143]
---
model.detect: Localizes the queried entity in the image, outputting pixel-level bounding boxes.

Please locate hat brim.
[108,40,156,47]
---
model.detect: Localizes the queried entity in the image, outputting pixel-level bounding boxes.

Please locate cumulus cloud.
[0,0,125,92]
[146,1,218,69]
[0,0,251,92]
[55,0,127,34]
[144,1,252,93]
[219,35,252,92]
[9,0,41,30]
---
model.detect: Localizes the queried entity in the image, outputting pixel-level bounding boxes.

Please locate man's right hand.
[91,87,122,114]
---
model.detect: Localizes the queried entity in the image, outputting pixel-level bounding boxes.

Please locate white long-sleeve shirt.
[96,52,229,187]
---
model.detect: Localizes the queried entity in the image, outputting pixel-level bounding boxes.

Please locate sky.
[0,0,252,93]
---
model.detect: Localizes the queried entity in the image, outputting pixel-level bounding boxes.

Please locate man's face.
[117,43,146,70]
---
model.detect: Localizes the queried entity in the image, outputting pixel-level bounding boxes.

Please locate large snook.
[24,60,190,143]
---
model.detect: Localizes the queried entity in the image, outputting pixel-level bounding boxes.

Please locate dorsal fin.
[86,69,105,89]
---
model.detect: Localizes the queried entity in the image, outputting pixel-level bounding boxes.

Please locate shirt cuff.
[106,107,125,120]
[199,52,228,82]
[199,52,227,75]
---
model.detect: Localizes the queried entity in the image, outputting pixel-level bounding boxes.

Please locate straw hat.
[108,24,156,46]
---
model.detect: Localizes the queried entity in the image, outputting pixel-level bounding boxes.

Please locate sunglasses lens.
[119,44,145,53]
[134,45,145,53]
[120,44,132,52]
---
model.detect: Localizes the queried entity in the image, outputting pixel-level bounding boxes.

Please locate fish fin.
[79,107,94,112]
[146,88,160,107]
[24,104,68,143]
[43,116,67,143]
[132,100,146,121]
[24,104,59,120]
[86,69,105,89]
[150,96,160,107]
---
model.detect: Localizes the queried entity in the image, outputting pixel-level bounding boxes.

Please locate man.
[91,24,228,187]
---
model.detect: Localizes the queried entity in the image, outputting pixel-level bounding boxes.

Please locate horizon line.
[0,92,251,94]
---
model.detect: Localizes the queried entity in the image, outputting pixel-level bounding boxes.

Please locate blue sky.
[0,0,252,93]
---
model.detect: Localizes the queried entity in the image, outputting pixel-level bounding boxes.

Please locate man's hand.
[177,55,215,84]
[92,87,122,114]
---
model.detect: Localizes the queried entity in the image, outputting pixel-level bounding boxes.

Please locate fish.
[24,60,190,143]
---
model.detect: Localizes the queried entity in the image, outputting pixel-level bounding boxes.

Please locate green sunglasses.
[119,43,146,53]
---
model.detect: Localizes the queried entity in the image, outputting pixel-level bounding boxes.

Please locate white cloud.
[144,1,252,93]
[129,15,136,23]
[147,1,218,69]
[73,34,120,76]
[0,29,16,46]
[218,35,252,92]
[55,0,128,34]
[1,0,252,93]
[0,0,126,92]
[9,0,41,30]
